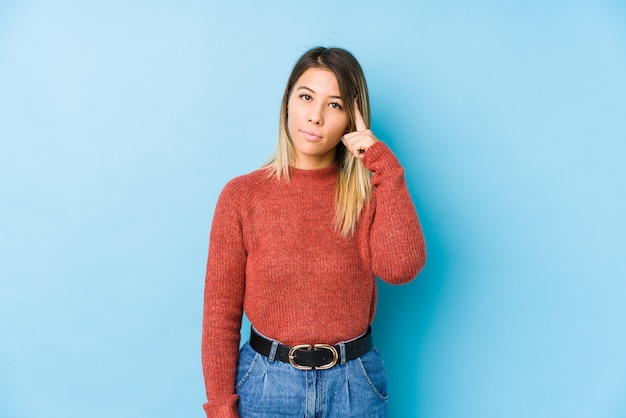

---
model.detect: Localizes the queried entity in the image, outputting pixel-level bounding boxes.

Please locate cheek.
[286,101,298,134]
[287,99,302,125]
[330,115,350,138]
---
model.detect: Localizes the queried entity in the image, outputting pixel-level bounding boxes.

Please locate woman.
[202,46,426,418]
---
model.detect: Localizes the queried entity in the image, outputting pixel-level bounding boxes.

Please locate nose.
[308,103,324,125]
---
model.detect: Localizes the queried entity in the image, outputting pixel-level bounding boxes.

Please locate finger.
[353,97,367,132]
[343,141,365,159]
[343,131,377,147]
[342,135,377,159]
[341,136,359,158]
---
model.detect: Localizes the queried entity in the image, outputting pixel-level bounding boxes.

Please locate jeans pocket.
[356,348,389,401]
[236,350,306,417]
[236,343,260,389]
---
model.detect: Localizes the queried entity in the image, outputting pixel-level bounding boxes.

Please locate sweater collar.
[288,163,338,185]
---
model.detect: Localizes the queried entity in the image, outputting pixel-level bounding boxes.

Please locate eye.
[329,102,344,110]
[299,94,312,101]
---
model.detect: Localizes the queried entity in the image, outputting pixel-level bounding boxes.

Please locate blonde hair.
[266,47,372,237]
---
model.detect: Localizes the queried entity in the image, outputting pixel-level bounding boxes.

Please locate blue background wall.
[1,1,625,417]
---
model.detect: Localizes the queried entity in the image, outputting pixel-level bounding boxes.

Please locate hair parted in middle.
[266,46,372,238]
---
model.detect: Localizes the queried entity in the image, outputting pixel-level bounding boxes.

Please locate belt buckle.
[288,344,339,370]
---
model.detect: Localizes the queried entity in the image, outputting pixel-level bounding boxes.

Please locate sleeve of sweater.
[201,179,247,418]
[362,141,427,284]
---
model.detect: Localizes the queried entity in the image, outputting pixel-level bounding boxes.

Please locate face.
[287,68,349,169]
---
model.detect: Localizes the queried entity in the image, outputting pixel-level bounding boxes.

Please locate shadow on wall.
[371,99,450,416]
[373,226,446,416]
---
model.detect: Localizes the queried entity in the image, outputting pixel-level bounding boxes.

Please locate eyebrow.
[296,86,343,100]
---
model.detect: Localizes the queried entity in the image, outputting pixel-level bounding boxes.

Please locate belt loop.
[268,340,279,362]
[338,342,347,365]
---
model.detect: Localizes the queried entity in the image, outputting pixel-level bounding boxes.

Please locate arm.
[362,142,426,284]
[201,180,247,418]
[342,100,426,284]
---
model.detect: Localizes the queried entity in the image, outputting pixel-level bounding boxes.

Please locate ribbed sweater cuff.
[203,395,239,418]
[362,141,404,185]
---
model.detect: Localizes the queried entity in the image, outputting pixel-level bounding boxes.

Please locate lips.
[300,129,322,142]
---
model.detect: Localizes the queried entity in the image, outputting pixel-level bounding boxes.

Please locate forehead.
[294,68,341,97]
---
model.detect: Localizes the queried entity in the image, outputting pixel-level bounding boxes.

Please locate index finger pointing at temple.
[353,97,367,132]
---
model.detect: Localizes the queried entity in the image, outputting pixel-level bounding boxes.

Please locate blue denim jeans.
[235,340,388,417]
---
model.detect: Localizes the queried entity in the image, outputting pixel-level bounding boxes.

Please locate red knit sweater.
[201,142,426,417]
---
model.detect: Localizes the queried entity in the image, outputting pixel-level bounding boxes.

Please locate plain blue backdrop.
[1,1,625,417]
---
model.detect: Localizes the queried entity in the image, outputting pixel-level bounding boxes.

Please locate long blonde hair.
[266,47,372,237]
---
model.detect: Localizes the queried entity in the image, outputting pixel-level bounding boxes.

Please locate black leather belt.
[249,326,373,370]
